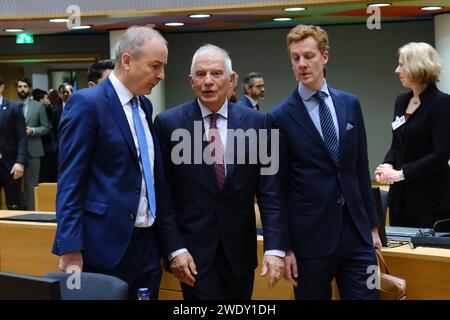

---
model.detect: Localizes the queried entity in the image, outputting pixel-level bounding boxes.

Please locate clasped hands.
[374,163,404,185]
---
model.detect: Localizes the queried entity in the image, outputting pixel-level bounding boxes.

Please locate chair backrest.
[372,186,388,247]
[43,272,128,300]
[0,272,61,300]
[34,183,57,211]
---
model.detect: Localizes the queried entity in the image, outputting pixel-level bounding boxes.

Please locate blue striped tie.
[314,91,339,165]
[131,97,156,218]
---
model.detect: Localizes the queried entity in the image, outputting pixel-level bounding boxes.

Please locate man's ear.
[121,52,132,71]
[188,74,195,90]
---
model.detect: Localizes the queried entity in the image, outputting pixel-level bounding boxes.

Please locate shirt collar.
[0,96,3,106]
[197,99,228,120]
[21,97,30,105]
[245,95,258,107]
[109,71,135,106]
[298,79,330,102]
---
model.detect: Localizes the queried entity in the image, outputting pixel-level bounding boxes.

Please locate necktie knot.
[314,91,326,103]
[130,97,139,109]
[209,113,219,129]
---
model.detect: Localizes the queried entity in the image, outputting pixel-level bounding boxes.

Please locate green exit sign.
[16,33,34,44]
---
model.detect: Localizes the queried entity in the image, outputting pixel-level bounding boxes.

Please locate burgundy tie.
[208,113,225,190]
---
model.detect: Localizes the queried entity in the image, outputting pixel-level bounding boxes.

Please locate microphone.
[432,218,450,233]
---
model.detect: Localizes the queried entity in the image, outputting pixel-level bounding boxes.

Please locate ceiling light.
[71,25,91,30]
[367,3,392,7]
[189,14,211,18]
[273,17,292,22]
[283,7,306,12]
[165,22,184,27]
[49,18,69,23]
[4,28,24,32]
[421,6,443,11]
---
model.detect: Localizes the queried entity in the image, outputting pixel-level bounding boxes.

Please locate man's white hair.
[190,44,233,76]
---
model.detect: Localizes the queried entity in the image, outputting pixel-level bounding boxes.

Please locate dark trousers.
[294,206,378,300]
[0,162,23,210]
[181,244,254,300]
[84,226,161,300]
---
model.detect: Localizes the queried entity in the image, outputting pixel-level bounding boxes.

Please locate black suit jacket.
[155,101,288,277]
[0,98,27,170]
[384,84,450,219]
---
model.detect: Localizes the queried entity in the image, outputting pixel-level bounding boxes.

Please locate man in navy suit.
[236,72,265,111]
[0,75,26,210]
[52,26,169,299]
[155,44,287,300]
[269,25,381,300]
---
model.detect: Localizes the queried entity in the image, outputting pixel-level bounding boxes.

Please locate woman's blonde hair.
[398,42,442,84]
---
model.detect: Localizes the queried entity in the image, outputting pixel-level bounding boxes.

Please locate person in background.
[227,71,239,103]
[16,77,50,210]
[0,74,26,210]
[61,83,73,107]
[33,89,58,183]
[87,59,115,87]
[269,24,380,300]
[236,72,265,111]
[375,42,450,230]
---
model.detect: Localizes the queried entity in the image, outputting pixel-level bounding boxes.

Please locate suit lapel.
[286,89,328,153]
[222,103,241,189]
[184,100,219,192]
[329,88,347,166]
[103,78,140,168]
[0,98,6,128]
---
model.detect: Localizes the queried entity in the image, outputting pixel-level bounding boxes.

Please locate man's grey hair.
[243,72,263,87]
[190,44,233,76]
[114,26,167,64]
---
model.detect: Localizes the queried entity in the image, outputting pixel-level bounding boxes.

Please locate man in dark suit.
[269,25,381,300]
[52,26,169,299]
[236,72,265,111]
[0,75,26,210]
[15,77,50,210]
[155,44,287,300]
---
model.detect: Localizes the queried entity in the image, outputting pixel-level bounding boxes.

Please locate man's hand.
[371,227,382,249]
[284,250,298,287]
[59,251,83,272]
[260,255,284,289]
[170,251,197,286]
[10,163,24,180]
[26,127,33,136]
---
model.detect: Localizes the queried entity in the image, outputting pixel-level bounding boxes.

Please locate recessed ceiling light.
[367,3,392,7]
[273,17,293,22]
[283,7,306,12]
[189,14,211,18]
[4,28,24,32]
[165,22,184,27]
[49,18,69,23]
[421,6,443,11]
[71,25,91,30]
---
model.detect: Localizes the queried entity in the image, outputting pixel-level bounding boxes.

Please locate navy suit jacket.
[52,78,169,269]
[0,98,27,170]
[155,101,288,277]
[236,96,256,110]
[269,86,377,258]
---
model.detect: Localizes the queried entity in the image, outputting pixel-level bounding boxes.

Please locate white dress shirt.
[109,72,155,227]
[245,95,259,109]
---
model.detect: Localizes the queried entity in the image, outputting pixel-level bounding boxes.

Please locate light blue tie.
[315,91,339,165]
[130,97,156,218]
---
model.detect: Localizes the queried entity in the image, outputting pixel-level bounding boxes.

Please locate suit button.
[135,188,140,193]
[337,173,341,178]
[129,214,135,220]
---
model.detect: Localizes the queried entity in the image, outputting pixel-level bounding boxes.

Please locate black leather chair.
[43,272,128,300]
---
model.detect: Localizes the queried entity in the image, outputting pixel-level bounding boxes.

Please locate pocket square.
[346,123,354,131]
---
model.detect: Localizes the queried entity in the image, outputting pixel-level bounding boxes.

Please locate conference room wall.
[163,20,434,172]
